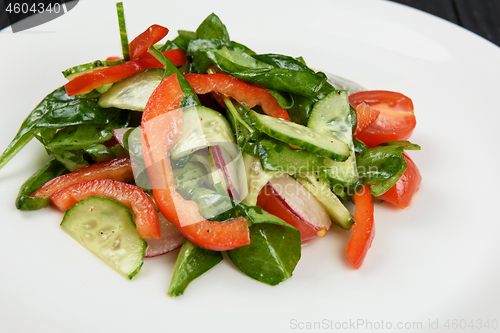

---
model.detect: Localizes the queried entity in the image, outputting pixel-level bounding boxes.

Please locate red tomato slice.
[129,24,169,60]
[65,49,187,96]
[31,156,133,199]
[50,179,161,240]
[346,185,375,269]
[184,73,290,120]
[376,153,421,209]
[349,90,416,147]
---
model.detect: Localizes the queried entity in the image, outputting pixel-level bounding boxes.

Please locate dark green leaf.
[47,148,89,171]
[195,13,230,47]
[227,222,301,286]
[0,86,125,170]
[15,159,68,210]
[206,51,327,98]
[356,141,420,185]
[45,125,113,150]
[168,240,223,297]
[187,13,231,73]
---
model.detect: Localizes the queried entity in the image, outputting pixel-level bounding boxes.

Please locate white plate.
[1,0,499,332]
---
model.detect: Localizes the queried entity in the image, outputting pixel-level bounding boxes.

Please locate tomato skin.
[141,74,250,251]
[50,179,161,240]
[346,185,375,269]
[129,24,169,60]
[31,156,133,198]
[349,90,416,147]
[256,184,319,241]
[65,49,187,96]
[184,73,290,121]
[376,153,421,209]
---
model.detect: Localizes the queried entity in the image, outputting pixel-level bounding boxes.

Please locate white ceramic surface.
[1,0,499,332]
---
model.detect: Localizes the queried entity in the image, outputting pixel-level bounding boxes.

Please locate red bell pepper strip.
[346,185,375,269]
[31,156,133,199]
[65,49,187,96]
[129,24,169,60]
[353,102,380,136]
[141,73,250,251]
[105,56,124,62]
[184,73,290,120]
[50,179,161,240]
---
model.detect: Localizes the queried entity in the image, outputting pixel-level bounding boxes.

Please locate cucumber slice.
[170,106,237,160]
[307,90,358,185]
[242,153,282,206]
[249,111,350,162]
[60,196,147,279]
[296,175,353,230]
[62,59,125,78]
[98,68,163,111]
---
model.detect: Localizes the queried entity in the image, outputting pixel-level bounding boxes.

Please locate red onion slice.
[265,174,331,240]
[145,212,184,258]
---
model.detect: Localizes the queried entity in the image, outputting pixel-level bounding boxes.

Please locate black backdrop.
[1,0,499,46]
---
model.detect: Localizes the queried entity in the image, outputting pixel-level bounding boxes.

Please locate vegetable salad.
[0,3,421,296]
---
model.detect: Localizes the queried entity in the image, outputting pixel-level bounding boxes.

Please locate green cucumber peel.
[116,2,130,61]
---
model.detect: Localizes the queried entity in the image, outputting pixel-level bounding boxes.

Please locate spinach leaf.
[205,50,327,98]
[160,30,197,52]
[0,86,125,170]
[187,13,231,73]
[168,240,223,297]
[45,125,113,151]
[227,222,301,286]
[356,141,420,191]
[188,188,301,286]
[47,149,89,171]
[15,159,68,210]
[47,143,128,172]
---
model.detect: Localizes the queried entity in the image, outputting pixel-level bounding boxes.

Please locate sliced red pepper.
[31,156,133,198]
[129,24,169,60]
[105,56,123,61]
[346,185,375,269]
[141,73,250,251]
[353,102,380,136]
[65,49,187,96]
[184,73,290,120]
[50,179,161,240]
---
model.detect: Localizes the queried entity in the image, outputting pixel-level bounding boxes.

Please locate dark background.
[1,0,499,47]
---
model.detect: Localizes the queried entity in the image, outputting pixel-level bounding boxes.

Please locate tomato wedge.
[129,24,169,60]
[349,91,416,147]
[65,49,187,96]
[184,73,290,120]
[31,156,133,199]
[141,73,250,251]
[50,179,161,240]
[376,153,421,209]
[346,185,375,269]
